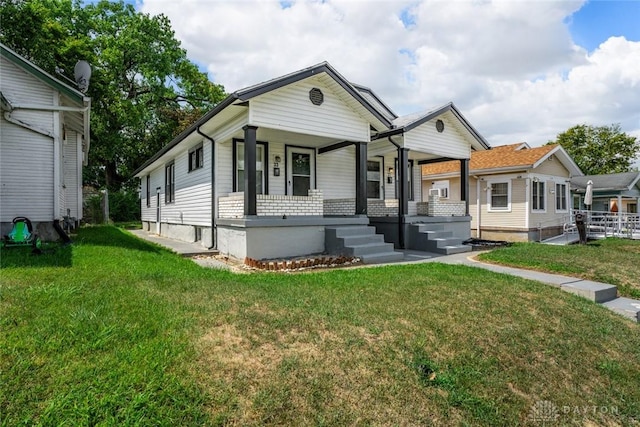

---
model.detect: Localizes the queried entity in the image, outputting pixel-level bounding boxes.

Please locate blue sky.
[137,0,639,161]
[568,1,640,51]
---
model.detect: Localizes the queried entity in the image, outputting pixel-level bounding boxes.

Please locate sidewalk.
[129,229,640,322]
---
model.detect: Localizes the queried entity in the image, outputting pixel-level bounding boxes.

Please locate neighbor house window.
[165,162,175,204]
[488,181,510,211]
[532,180,545,211]
[233,140,266,194]
[555,183,567,212]
[146,175,150,207]
[629,203,637,214]
[188,143,204,172]
[431,180,450,199]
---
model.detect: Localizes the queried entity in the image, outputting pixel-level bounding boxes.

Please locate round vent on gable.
[436,119,445,133]
[309,88,324,106]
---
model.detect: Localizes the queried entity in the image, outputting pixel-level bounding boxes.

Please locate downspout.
[387,135,405,248]
[474,176,481,239]
[197,126,216,249]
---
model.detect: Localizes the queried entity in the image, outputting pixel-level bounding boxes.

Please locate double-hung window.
[532,180,545,211]
[165,162,175,204]
[146,175,150,207]
[188,143,204,172]
[234,140,266,194]
[489,181,510,211]
[555,183,567,212]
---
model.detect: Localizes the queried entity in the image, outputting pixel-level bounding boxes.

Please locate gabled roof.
[0,43,87,105]
[423,143,582,176]
[351,83,397,121]
[134,62,394,176]
[374,102,491,150]
[571,171,640,192]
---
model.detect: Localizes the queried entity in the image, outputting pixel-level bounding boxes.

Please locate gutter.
[197,126,216,249]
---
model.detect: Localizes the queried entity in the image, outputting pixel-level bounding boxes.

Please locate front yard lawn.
[478,238,640,299]
[1,227,639,426]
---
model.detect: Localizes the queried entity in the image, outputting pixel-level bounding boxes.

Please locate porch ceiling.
[367,139,445,161]
[256,127,341,148]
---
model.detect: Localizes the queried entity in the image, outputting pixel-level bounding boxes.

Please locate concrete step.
[560,280,618,303]
[602,297,640,323]
[436,244,472,255]
[431,237,465,248]
[359,251,405,264]
[419,230,453,239]
[340,234,386,247]
[325,225,376,238]
[410,223,444,232]
[344,242,397,256]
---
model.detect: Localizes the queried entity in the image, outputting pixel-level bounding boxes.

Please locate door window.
[287,148,315,196]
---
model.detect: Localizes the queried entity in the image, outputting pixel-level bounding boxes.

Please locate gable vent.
[309,88,324,106]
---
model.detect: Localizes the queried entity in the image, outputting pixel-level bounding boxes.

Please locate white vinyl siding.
[317,146,355,198]
[63,130,80,218]
[0,57,57,222]
[250,79,370,142]
[403,117,470,159]
[141,141,213,226]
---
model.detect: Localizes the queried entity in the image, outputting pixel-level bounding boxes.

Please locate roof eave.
[132,94,239,177]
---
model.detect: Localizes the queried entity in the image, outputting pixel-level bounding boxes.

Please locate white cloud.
[140,0,640,152]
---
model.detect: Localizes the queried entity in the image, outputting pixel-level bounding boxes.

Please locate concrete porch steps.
[407,223,471,255]
[325,225,403,264]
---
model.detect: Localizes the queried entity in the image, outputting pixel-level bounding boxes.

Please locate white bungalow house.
[0,43,91,240]
[422,143,583,242]
[133,62,490,263]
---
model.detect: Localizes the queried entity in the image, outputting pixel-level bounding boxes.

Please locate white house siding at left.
[403,116,470,159]
[250,79,370,142]
[0,57,56,223]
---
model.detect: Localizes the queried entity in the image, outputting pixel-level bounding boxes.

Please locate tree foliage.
[0,0,226,190]
[549,124,640,175]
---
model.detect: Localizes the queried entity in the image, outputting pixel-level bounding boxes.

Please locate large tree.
[0,0,226,190]
[549,124,640,175]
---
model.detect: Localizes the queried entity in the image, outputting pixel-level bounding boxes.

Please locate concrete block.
[560,281,618,303]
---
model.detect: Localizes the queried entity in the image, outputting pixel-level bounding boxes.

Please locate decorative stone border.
[244,255,360,271]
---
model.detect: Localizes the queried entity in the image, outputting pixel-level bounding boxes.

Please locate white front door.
[287,148,315,196]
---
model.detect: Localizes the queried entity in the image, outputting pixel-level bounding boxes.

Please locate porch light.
[387,167,394,184]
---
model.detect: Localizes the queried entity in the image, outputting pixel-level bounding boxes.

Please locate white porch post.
[617,194,623,232]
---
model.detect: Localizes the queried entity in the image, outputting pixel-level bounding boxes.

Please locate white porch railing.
[323,195,466,217]
[218,190,323,218]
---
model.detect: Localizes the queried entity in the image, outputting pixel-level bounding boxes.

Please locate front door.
[156,189,161,235]
[287,148,315,196]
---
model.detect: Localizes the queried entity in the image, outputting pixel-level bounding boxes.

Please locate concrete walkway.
[129,229,640,323]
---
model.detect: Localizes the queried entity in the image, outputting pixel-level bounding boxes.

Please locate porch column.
[243,125,258,216]
[398,147,410,217]
[617,194,623,232]
[355,141,367,215]
[460,158,470,216]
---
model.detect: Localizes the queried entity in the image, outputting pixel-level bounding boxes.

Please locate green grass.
[478,238,640,299]
[2,227,639,426]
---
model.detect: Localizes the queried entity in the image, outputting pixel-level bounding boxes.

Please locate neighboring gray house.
[133,62,490,263]
[0,43,91,240]
[571,171,640,213]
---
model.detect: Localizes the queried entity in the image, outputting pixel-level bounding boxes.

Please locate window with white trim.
[146,175,150,207]
[234,140,266,194]
[555,183,567,212]
[532,180,545,211]
[488,181,510,211]
[188,143,204,172]
[165,162,175,204]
